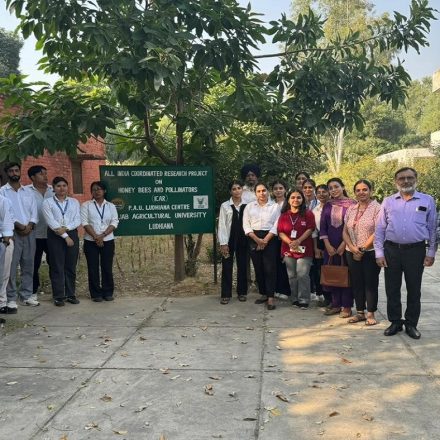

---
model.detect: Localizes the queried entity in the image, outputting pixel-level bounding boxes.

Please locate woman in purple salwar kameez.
[320,178,356,318]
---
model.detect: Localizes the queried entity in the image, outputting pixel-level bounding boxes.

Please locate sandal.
[348,313,366,324]
[324,307,340,316]
[238,295,247,302]
[339,309,353,319]
[220,298,230,305]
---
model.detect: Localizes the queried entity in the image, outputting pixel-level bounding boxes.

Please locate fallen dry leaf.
[84,422,99,431]
[209,376,222,380]
[204,384,214,396]
[243,417,257,421]
[245,374,255,378]
[47,404,55,411]
[245,327,254,330]
[200,326,208,331]
[59,435,69,440]
[139,336,147,341]
[329,411,340,417]
[362,412,374,421]
[275,392,289,403]
[135,405,148,413]
[112,429,128,435]
[276,345,282,350]
[340,357,352,364]
[160,368,170,374]
[170,375,181,380]
[100,394,112,402]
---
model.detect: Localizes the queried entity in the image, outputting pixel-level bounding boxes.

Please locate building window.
[71,160,83,194]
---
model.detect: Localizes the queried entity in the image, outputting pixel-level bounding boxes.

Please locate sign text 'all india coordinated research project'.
[100,166,215,236]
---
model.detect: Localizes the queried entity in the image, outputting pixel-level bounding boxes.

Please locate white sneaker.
[274,292,280,298]
[30,294,39,302]
[6,301,17,309]
[278,294,289,300]
[19,297,40,307]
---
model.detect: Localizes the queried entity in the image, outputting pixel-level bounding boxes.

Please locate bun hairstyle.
[327,177,348,198]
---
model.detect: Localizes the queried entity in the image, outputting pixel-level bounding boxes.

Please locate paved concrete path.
[1,266,440,440]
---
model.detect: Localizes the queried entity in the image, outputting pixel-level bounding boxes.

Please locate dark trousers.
[384,242,426,327]
[47,229,79,300]
[249,231,277,298]
[221,245,248,298]
[275,239,291,296]
[84,239,116,299]
[309,258,323,295]
[33,238,49,294]
[346,251,380,313]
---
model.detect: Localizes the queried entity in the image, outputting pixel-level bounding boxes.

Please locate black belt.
[384,240,426,249]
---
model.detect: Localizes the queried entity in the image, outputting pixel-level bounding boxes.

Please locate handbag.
[320,256,350,288]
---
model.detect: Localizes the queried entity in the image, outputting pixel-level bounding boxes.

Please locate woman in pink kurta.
[343,179,381,325]
[320,178,356,318]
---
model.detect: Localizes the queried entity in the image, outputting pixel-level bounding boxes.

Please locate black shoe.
[5,307,17,314]
[92,297,103,302]
[255,297,268,304]
[300,303,309,310]
[54,299,65,307]
[292,301,301,308]
[66,297,80,304]
[238,295,247,302]
[0,317,5,324]
[0,306,8,314]
[103,296,114,302]
[384,322,403,336]
[267,303,276,310]
[405,324,421,339]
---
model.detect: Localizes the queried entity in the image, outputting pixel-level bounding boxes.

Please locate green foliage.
[0,27,23,78]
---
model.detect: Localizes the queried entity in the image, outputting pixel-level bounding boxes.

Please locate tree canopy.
[0,27,23,78]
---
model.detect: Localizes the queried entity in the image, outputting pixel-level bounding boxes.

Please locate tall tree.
[0,0,435,279]
[0,27,23,77]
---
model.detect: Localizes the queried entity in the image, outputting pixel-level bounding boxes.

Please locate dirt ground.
[38,235,220,299]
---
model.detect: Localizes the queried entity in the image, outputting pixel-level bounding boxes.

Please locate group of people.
[0,163,119,320]
[218,164,436,340]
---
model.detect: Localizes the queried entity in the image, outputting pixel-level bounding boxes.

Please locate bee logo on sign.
[194,195,208,209]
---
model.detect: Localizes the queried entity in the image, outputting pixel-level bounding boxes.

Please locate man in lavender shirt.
[374,167,436,339]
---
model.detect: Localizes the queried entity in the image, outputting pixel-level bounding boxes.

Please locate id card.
[290,230,297,238]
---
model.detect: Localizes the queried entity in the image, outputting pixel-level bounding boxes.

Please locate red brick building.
[0,96,106,203]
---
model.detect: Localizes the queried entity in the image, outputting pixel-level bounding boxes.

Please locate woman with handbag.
[218,180,248,304]
[277,190,316,309]
[320,178,356,318]
[243,182,280,310]
[343,180,381,325]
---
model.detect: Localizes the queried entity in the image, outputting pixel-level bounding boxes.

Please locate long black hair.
[281,190,307,217]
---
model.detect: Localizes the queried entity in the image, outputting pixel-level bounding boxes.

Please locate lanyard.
[94,201,106,223]
[54,197,69,224]
[289,213,299,229]
[353,203,368,229]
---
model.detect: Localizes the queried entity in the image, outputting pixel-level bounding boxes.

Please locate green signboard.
[99,166,215,236]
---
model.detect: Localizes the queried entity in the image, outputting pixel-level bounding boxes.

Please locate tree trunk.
[174,97,186,281]
[335,126,345,174]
